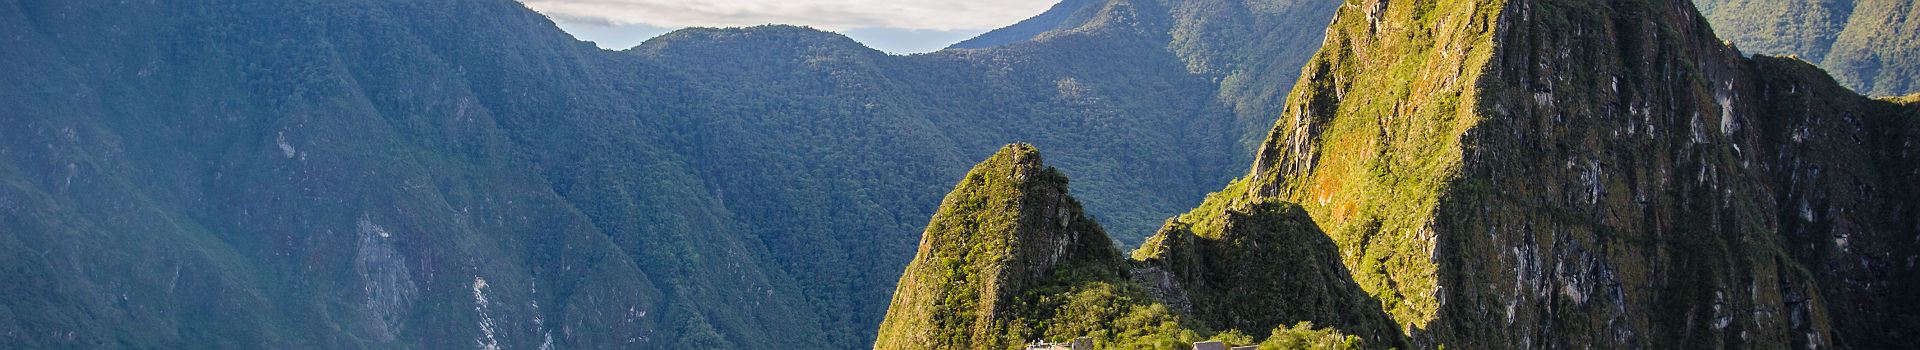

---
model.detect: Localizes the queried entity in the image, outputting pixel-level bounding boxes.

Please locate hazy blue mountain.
[0,0,1347,347]
[947,0,1102,49]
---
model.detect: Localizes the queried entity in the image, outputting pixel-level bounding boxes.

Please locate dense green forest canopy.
[0,0,1339,347]
[8,0,1911,348]
[1695,0,1920,96]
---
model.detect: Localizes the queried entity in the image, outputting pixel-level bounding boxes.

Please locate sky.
[521,0,1058,54]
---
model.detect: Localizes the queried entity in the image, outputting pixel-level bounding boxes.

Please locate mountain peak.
[1229,0,1920,346]
[875,143,1123,349]
[946,0,1103,50]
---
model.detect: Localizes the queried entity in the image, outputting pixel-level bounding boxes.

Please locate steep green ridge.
[0,0,1360,348]
[1695,0,1920,96]
[875,144,1125,348]
[1242,0,1503,327]
[1196,0,1920,346]
[877,145,1378,349]
[16,0,1911,348]
[1130,186,1405,346]
[888,0,1920,347]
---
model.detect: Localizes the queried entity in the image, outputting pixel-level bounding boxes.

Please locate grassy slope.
[1237,0,1503,328]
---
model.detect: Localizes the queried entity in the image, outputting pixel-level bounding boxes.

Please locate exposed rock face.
[1434,0,1828,345]
[1214,0,1919,347]
[1746,58,1920,347]
[884,0,1917,347]
[875,144,1122,349]
[355,216,418,342]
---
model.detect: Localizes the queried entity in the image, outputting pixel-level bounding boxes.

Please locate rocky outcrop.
[1216,0,1918,347]
[875,144,1123,349]
[1746,57,1920,347]
[885,1,1917,347]
[1433,0,1918,346]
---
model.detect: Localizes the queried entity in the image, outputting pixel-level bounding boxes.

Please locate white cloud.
[519,0,1056,31]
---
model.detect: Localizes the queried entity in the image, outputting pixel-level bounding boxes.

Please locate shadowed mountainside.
[0,0,1347,348]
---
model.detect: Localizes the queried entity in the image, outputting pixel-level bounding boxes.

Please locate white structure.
[1193,340,1227,350]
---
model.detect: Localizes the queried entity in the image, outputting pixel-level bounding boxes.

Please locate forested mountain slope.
[882,0,1920,347]
[0,0,1349,348]
[1204,0,1920,345]
[1695,0,1920,96]
[874,144,1126,349]
[877,145,1389,349]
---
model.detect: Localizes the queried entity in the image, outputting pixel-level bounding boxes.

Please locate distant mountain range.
[0,0,1330,347]
[2,0,1915,349]
[1696,0,1920,97]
